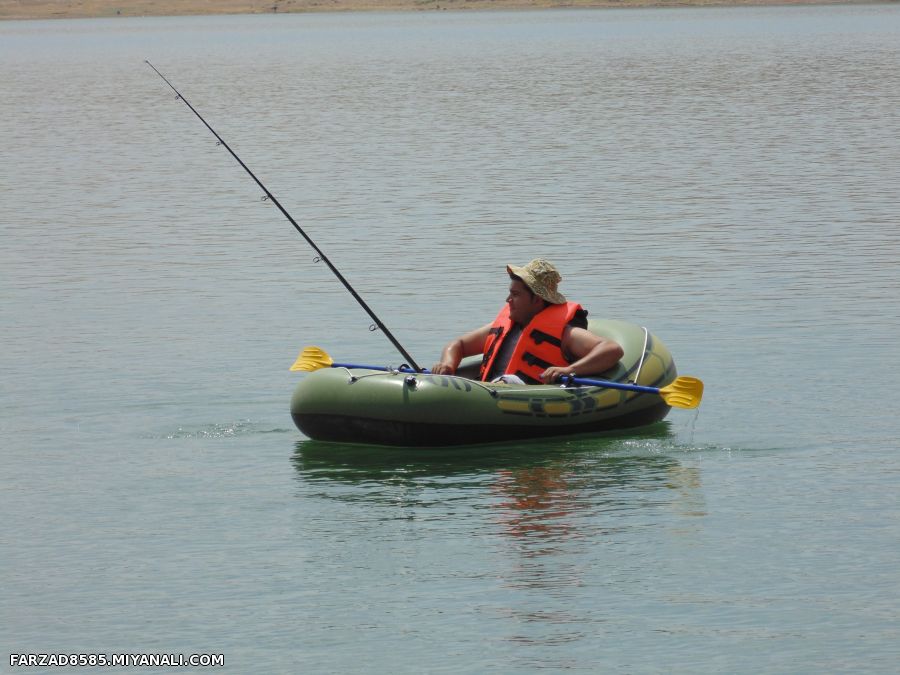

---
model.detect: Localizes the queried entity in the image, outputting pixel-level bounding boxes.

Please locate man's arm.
[540,326,624,383]
[431,324,493,375]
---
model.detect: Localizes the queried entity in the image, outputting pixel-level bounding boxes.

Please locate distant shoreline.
[0,0,890,22]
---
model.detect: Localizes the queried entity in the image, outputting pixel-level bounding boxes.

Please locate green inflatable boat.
[290,319,680,447]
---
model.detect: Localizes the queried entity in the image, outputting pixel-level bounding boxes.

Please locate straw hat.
[506,259,566,305]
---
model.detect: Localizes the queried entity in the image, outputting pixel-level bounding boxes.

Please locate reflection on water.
[292,422,675,483]
[292,424,707,549]
[291,426,708,525]
[292,426,708,648]
[492,465,583,543]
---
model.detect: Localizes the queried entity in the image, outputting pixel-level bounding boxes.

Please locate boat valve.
[404,375,418,390]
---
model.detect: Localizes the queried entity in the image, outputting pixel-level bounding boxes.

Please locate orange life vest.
[479,302,584,383]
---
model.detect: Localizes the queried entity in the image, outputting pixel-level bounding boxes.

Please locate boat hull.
[290,319,677,447]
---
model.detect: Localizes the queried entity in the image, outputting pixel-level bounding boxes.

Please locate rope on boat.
[631,326,650,385]
[339,368,501,397]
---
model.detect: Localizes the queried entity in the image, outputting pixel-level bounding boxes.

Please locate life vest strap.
[530,328,562,348]
[522,351,553,370]
[481,326,505,371]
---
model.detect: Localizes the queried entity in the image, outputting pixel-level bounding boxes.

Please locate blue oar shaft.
[568,376,660,395]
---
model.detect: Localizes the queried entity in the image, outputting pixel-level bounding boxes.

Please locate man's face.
[506,279,543,325]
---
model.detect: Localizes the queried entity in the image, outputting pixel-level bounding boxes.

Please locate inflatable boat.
[290,319,684,447]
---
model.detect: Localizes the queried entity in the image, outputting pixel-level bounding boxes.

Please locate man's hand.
[433,324,493,378]
[431,362,456,375]
[540,366,574,383]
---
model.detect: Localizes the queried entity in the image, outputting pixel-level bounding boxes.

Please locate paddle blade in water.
[290,346,334,372]
[658,376,704,409]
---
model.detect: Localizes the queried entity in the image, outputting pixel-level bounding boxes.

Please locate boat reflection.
[290,423,705,526]
[291,424,707,649]
[292,422,677,484]
[489,454,706,548]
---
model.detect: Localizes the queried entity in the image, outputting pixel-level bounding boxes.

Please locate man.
[432,259,624,383]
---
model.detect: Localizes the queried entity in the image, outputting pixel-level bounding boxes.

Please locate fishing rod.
[145,61,423,372]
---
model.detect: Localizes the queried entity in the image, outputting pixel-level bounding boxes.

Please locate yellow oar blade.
[658,376,704,409]
[290,346,334,372]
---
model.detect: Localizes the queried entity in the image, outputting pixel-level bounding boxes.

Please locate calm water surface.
[2,5,899,673]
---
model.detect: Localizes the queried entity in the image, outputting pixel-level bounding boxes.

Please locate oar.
[562,374,703,409]
[291,347,703,409]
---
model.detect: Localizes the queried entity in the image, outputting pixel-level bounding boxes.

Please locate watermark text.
[10,653,224,668]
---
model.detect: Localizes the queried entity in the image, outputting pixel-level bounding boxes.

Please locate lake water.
[2,4,899,672]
